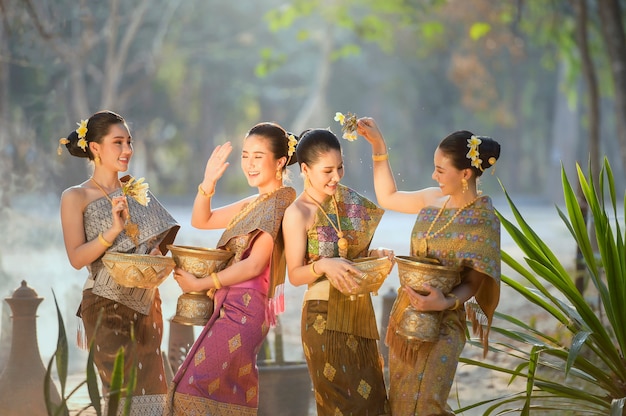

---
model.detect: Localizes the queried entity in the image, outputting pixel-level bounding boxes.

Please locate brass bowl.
[395,255,461,295]
[101,252,176,289]
[167,245,234,278]
[342,256,394,299]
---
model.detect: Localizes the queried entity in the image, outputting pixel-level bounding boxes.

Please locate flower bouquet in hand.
[122,176,150,246]
[334,112,358,141]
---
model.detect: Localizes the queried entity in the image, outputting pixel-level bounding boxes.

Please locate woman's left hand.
[403,283,448,311]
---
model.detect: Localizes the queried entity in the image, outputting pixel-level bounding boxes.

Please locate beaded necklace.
[226,186,284,230]
[90,177,140,246]
[305,190,348,258]
[417,195,480,257]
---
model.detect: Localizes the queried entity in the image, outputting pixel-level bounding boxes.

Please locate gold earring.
[304,175,311,189]
[94,155,101,165]
[461,178,468,193]
[276,169,282,180]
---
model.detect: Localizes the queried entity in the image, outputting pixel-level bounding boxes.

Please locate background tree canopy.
[1,0,624,205]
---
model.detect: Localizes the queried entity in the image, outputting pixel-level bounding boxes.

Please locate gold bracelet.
[372,153,389,162]
[97,232,113,248]
[198,184,215,198]
[310,261,323,278]
[446,293,461,310]
[211,272,222,289]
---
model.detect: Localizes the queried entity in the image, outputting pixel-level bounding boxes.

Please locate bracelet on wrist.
[446,293,461,310]
[198,184,215,198]
[97,232,113,248]
[211,272,222,289]
[310,261,323,278]
[372,153,389,162]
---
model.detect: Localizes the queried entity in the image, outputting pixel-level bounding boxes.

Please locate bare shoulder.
[61,183,88,204]
[60,180,98,212]
[284,196,310,222]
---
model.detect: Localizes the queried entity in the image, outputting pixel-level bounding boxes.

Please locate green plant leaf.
[107,348,125,416]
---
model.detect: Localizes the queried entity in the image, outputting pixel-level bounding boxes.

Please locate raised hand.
[200,141,233,192]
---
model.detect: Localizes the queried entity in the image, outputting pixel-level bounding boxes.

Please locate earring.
[276,169,282,180]
[461,178,468,193]
[94,155,101,165]
[304,175,311,189]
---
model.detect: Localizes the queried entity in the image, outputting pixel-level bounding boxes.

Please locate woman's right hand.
[200,141,233,192]
[110,195,128,233]
[173,267,207,293]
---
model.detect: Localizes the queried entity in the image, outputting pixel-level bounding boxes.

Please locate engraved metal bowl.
[167,245,234,278]
[342,256,394,299]
[395,255,461,295]
[101,252,176,289]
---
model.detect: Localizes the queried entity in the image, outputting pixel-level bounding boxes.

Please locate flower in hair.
[287,134,297,157]
[76,119,89,152]
[122,176,151,206]
[334,111,358,141]
[57,138,70,155]
[466,135,484,170]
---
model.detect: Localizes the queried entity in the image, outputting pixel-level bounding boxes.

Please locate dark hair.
[295,128,341,166]
[246,122,299,168]
[438,130,501,177]
[62,110,127,159]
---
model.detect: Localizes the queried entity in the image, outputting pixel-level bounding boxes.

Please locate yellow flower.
[122,176,151,206]
[343,131,358,142]
[334,112,346,125]
[77,138,88,152]
[287,134,297,157]
[335,111,358,142]
[467,135,481,148]
[466,146,479,160]
[76,119,88,139]
[471,157,483,169]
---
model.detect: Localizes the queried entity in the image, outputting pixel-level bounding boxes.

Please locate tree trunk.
[546,62,580,202]
[597,0,626,172]
[572,0,600,294]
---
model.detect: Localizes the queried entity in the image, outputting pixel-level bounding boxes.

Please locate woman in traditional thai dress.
[357,117,501,415]
[59,110,180,415]
[166,122,297,416]
[282,128,391,416]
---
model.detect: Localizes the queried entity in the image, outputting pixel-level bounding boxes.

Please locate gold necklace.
[417,195,480,257]
[91,177,140,246]
[226,186,284,230]
[305,190,348,258]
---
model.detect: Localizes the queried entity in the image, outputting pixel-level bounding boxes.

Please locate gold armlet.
[310,261,323,278]
[98,232,113,248]
[446,293,461,310]
[211,272,222,289]
[372,153,389,162]
[198,184,215,198]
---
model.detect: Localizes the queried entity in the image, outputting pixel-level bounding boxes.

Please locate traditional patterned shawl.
[83,177,179,315]
[216,186,296,325]
[306,184,384,339]
[406,195,500,355]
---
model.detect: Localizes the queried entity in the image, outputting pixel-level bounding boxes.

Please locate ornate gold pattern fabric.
[386,195,500,415]
[302,185,389,415]
[217,186,296,324]
[167,187,295,415]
